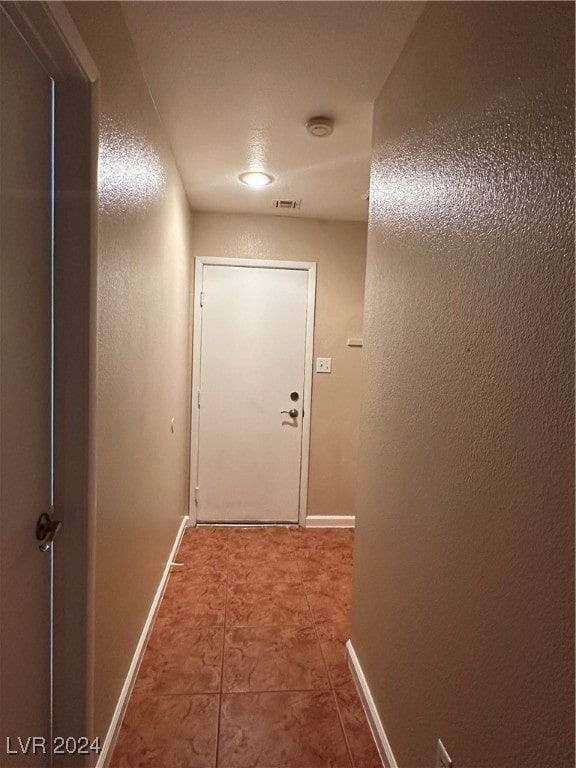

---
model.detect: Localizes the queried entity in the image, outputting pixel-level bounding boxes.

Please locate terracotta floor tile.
[297,557,354,582]
[180,526,231,551]
[229,526,294,546]
[228,536,296,555]
[177,542,228,558]
[316,621,351,644]
[172,566,227,584]
[227,582,313,628]
[228,553,301,584]
[218,691,351,768]
[110,693,219,768]
[306,590,352,626]
[305,579,353,600]
[114,527,361,768]
[134,622,222,694]
[223,625,329,693]
[316,622,352,688]
[159,576,226,626]
[296,548,354,572]
[173,549,228,580]
[305,582,353,624]
[290,528,354,553]
[335,684,383,768]
[229,534,296,560]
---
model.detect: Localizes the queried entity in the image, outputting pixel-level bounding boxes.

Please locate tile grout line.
[186,529,357,768]
[213,532,230,768]
[293,545,356,768]
[218,529,300,766]
[330,683,356,768]
[216,684,330,695]
[114,530,356,768]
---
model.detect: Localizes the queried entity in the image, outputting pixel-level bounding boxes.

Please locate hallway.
[0,3,572,767]
[110,527,381,768]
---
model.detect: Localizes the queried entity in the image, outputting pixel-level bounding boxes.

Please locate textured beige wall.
[351,3,574,767]
[66,2,194,743]
[192,213,367,520]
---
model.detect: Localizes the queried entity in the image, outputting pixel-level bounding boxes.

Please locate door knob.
[36,512,62,552]
[280,408,298,418]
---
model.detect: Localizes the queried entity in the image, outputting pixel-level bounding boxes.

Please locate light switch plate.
[316,357,332,373]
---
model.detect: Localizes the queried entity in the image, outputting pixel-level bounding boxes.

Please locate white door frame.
[189,257,316,528]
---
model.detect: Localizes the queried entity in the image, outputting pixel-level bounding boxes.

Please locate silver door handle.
[280,409,298,418]
[36,513,63,552]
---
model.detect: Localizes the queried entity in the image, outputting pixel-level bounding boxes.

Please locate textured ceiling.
[121,2,424,221]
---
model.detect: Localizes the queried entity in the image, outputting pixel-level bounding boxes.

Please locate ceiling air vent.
[272,199,301,210]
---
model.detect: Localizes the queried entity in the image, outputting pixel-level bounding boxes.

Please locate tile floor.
[110,526,382,768]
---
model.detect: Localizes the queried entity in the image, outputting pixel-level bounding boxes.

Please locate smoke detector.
[306,116,334,138]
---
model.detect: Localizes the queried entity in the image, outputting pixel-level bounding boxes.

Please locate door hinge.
[194,487,199,505]
[197,390,201,408]
[200,291,204,307]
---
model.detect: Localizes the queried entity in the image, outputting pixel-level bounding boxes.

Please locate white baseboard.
[95,516,189,768]
[346,639,398,768]
[305,515,355,528]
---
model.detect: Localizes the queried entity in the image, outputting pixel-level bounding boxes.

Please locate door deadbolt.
[290,391,299,402]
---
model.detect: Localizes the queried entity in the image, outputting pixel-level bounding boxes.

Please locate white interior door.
[194,261,314,523]
[0,10,53,764]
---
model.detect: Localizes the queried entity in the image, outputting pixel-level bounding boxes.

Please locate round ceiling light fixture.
[238,171,274,187]
[306,116,334,138]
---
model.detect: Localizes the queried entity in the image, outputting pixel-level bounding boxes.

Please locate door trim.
[1,0,99,757]
[189,257,317,528]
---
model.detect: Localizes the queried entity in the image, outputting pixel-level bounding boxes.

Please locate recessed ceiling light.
[239,171,274,187]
